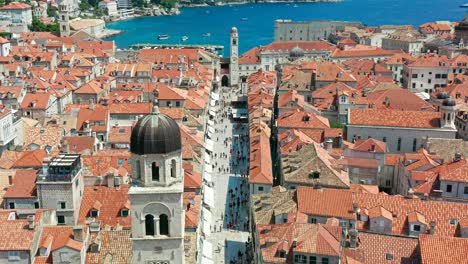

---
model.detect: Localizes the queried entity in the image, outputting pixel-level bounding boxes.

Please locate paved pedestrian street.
[203,85,251,264]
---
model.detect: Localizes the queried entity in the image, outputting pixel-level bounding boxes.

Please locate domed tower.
[440,96,456,129]
[129,91,184,264]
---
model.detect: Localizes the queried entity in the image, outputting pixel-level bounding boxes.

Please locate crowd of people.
[208,86,252,264]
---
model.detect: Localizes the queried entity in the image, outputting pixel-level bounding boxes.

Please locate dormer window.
[121,209,129,217]
[90,209,99,218]
[385,253,393,260]
[412,224,421,232]
[279,250,286,258]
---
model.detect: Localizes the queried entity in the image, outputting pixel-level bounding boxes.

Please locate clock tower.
[230,27,239,87]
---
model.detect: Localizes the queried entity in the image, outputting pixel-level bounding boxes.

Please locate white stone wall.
[347,125,456,153]
[403,65,450,94]
[249,183,272,195]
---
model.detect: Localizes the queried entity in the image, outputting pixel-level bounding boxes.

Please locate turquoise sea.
[105,0,467,54]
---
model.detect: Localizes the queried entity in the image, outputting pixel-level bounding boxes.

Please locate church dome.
[290,46,305,58]
[130,94,181,155]
[442,97,456,107]
[436,91,449,100]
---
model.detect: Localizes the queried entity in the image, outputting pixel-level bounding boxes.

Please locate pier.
[128,43,224,54]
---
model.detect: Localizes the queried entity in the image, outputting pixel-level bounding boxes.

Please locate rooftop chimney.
[73,226,84,242]
[8,175,13,185]
[325,138,333,153]
[27,215,35,230]
[429,221,436,235]
[454,153,462,162]
[349,228,358,248]
[352,202,358,214]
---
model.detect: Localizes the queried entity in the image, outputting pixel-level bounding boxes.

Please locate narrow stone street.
[203,85,251,264]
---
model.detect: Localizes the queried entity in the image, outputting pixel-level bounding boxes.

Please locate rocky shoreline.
[180,0,343,7]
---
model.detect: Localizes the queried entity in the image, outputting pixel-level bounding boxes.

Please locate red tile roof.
[257,222,342,263]
[0,210,42,250]
[352,138,386,153]
[0,2,31,9]
[3,170,37,198]
[419,235,468,264]
[349,109,441,128]
[262,41,336,52]
[20,93,53,110]
[278,109,330,130]
[62,136,96,154]
[78,185,131,228]
[183,164,202,189]
[183,192,201,229]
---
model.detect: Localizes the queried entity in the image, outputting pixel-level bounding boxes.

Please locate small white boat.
[181,36,189,41]
[202,33,211,37]
[241,17,248,21]
[157,34,169,40]
[461,3,468,7]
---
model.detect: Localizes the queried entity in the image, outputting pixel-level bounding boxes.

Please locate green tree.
[29,18,59,33]
[47,7,58,18]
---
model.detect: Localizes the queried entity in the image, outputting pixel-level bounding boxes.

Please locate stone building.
[129,92,185,264]
[274,19,363,42]
[36,154,84,225]
[347,101,457,153]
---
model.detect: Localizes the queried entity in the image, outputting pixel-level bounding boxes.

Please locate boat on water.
[157,34,169,40]
[202,33,211,37]
[461,3,468,7]
[293,4,299,7]
[241,17,248,21]
[181,36,189,41]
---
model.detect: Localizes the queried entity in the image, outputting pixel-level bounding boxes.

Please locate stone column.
[154,217,160,236]
[168,218,172,237]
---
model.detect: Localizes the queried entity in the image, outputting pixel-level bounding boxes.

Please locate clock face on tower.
[231,57,238,63]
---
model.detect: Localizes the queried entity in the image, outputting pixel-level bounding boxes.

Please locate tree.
[29,18,59,33]
[47,7,58,18]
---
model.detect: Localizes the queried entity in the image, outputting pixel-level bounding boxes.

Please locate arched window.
[171,159,176,178]
[159,214,169,235]
[221,75,229,87]
[151,162,160,181]
[145,214,155,236]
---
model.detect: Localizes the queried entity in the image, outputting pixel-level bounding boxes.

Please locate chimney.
[352,202,358,214]
[63,140,69,153]
[27,215,35,230]
[384,96,390,106]
[406,188,415,199]
[349,228,358,248]
[8,175,13,185]
[370,144,376,152]
[325,138,333,153]
[73,226,84,242]
[454,153,462,162]
[107,173,115,188]
[292,238,298,248]
[92,131,97,139]
[338,133,343,148]
[429,221,436,235]
[89,102,95,111]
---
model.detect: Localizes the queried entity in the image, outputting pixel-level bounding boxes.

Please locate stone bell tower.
[59,2,70,37]
[230,27,239,87]
[129,91,185,264]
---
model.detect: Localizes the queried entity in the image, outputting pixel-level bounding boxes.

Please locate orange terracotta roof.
[108,126,131,143]
[278,109,330,130]
[183,192,201,228]
[183,164,202,189]
[62,136,95,154]
[352,138,386,153]
[0,210,41,250]
[0,2,31,10]
[419,235,468,264]
[3,170,37,198]
[20,93,53,110]
[78,185,131,228]
[349,109,441,128]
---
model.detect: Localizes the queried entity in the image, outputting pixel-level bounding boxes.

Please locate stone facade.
[274,20,363,42]
[130,148,185,264]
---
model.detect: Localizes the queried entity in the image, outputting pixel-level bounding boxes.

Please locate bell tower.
[129,92,185,264]
[230,27,239,87]
[59,3,70,37]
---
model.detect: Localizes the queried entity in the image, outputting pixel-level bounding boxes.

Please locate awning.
[202,219,211,236]
[203,185,215,208]
[207,119,214,126]
[210,99,216,107]
[211,92,220,101]
[203,171,212,183]
[202,240,213,259]
[201,256,214,264]
[209,109,216,116]
[204,151,211,165]
[202,207,212,223]
[204,138,214,152]
[205,163,213,174]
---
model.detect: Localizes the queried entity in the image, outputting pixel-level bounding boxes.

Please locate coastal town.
[0,0,466,264]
